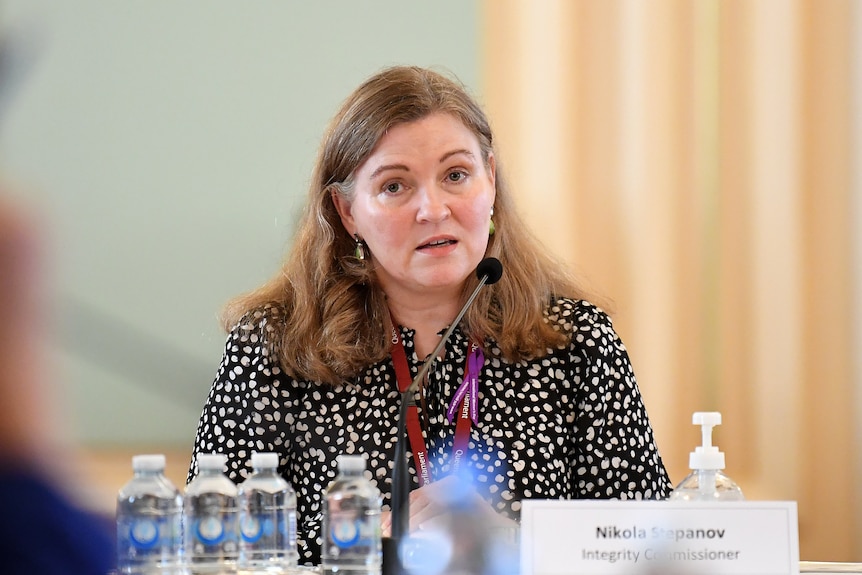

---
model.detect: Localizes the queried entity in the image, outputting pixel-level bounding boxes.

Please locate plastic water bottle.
[321,455,382,575]
[237,452,298,571]
[669,412,745,501]
[116,454,183,574]
[184,453,239,573]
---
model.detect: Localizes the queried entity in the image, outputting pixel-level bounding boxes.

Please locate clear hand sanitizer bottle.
[669,412,744,501]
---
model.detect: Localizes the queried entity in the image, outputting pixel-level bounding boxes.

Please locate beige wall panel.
[798,0,855,559]
[483,0,858,561]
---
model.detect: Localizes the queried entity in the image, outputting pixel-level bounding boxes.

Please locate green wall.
[0,1,479,446]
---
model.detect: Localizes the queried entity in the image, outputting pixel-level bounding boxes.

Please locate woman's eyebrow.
[367,149,475,180]
[368,163,409,180]
[439,149,475,163]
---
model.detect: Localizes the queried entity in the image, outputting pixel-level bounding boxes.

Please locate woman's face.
[333,112,496,302]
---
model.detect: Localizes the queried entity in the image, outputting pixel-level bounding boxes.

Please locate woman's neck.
[387,293,462,360]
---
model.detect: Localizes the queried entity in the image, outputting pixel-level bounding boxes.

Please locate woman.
[188,65,672,565]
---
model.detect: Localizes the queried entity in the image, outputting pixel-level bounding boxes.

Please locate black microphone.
[385,257,503,574]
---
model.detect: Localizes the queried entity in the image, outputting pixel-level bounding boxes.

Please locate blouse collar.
[393,322,470,365]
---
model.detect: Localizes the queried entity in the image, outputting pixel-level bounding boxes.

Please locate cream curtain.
[482,0,856,561]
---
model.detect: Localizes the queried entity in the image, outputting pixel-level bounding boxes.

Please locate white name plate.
[520,500,799,575]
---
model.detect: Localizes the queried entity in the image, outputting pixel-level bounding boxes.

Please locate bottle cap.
[689,412,726,470]
[251,452,279,470]
[197,453,227,471]
[132,454,166,472]
[337,454,366,473]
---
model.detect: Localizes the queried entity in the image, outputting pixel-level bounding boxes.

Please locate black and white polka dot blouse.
[188,297,671,565]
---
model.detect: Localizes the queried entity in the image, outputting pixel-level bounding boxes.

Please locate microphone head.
[476,257,503,285]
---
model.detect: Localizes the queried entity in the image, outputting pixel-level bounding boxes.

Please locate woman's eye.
[384,182,402,194]
[447,170,467,183]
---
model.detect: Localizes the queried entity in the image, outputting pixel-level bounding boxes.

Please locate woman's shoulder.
[223,303,292,368]
[229,302,286,340]
[544,296,614,332]
[544,296,629,360]
[219,302,309,388]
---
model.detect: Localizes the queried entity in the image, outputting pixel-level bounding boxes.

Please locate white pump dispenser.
[669,412,744,501]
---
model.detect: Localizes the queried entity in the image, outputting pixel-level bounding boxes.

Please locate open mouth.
[418,239,457,250]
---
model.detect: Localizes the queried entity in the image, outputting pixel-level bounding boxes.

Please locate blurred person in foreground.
[188,65,672,565]
[0,194,114,574]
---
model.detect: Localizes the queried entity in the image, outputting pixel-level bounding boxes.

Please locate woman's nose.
[416,184,451,222]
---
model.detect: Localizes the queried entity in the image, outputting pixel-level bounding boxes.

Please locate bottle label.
[129,518,160,550]
[240,514,274,543]
[331,517,361,548]
[328,512,380,550]
[194,516,227,545]
[119,514,181,554]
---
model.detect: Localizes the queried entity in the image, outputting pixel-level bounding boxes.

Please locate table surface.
[800,562,862,573]
[109,561,861,574]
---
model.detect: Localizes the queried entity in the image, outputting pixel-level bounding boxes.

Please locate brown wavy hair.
[222,66,593,384]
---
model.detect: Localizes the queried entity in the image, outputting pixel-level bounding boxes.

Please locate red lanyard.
[390,325,483,485]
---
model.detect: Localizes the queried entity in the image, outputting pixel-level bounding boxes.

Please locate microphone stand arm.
[390,272,491,542]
